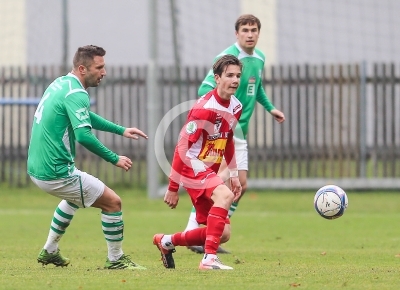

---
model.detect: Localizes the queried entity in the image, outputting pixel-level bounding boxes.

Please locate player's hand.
[164,190,179,209]
[123,127,148,140]
[115,155,132,171]
[270,109,285,123]
[230,177,242,202]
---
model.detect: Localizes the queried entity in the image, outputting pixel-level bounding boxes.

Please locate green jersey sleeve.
[256,82,275,112]
[89,111,125,135]
[74,127,119,164]
[64,91,92,130]
[198,77,214,96]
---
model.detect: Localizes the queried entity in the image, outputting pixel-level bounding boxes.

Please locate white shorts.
[30,168,105,208]
[233,136,248,171]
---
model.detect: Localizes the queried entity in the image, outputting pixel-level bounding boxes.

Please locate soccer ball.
[314,185,348,219]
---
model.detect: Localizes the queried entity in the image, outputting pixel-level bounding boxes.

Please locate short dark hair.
[213,54,242,76]
[235,14,261,32]
[73,45,106,68]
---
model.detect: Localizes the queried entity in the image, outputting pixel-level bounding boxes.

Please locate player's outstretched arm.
[89,111,125,135]
[122,127,148,140]
[75,126,119,164]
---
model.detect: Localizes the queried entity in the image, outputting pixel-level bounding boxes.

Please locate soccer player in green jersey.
[28,45,148,270]
[185,14,285,254]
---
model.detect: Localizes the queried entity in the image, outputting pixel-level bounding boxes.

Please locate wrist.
[117,125,126,136]
[229,169,238,178]
[168,180,179,192]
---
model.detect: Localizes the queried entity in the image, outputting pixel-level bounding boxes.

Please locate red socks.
[171,206,228,255]
[171,227,206,246]
[205,207,228,254]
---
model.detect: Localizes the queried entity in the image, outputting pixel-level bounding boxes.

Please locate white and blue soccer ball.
[314,185,348,220]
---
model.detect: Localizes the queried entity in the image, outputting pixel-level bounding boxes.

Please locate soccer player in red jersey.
[153,54,243,270]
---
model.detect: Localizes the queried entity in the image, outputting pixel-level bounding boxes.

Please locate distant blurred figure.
[27,45,148,270]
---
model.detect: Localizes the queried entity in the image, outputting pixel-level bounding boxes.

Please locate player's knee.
[221,232,230,243]
[100,188,122,212]
[110,195,122,210]
[221,224,231,243]
[212,185,234,208]
[222,189,235,206]
[110,194,122,212]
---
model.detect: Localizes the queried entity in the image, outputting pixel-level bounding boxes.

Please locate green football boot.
[104,254,146,270]
[37,248,70,267]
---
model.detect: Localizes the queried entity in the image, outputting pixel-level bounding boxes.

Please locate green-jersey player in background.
[28,45,148,270]
[185,14,285,254]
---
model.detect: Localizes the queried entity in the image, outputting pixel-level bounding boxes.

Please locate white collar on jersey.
[234,43,264,62]
[67,72,85,89]
[235,42,254,56]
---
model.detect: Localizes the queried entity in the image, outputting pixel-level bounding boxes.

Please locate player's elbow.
[74,129,92,147]
[75,136,88,146]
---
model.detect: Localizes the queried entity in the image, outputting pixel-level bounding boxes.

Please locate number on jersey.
[34,93,50,124]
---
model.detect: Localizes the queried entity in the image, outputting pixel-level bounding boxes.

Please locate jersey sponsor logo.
[208,132,229,141]
[249,76,256,83]
[247,84,255,96]
[199,139,227,163]
[185,121,197,135]
[214,119,222,133]
[75,108,89,121]
[233,104,242,114]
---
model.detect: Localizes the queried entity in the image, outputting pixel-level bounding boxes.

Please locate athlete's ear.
[214,74,220,85]
[78,65,86,75]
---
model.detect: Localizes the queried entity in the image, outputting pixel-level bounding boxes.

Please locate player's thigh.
[30,168,104,208]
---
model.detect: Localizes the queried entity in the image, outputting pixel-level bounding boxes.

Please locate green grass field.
[1,185,400,290]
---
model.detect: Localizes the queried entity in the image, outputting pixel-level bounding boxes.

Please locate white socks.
[202,253,217,264]
[101,211,124,261]
[184,207,199,231]
[44,200,77,253]
[161,235,175,249]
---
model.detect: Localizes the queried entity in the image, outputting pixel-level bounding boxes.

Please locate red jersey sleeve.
[168,107,210,191]
[181,107,211,143]
[168,137,194,192]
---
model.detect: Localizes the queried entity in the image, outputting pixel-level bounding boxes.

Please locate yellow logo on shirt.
[199,139,227,163]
